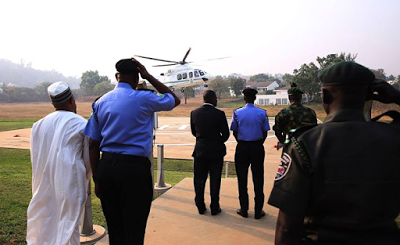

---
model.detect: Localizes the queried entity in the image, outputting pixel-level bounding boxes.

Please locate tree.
[93,81,115,96]
[80,70,110,95]
[249,73,270,82]
[292,52,357,103]
[282,73,293,85]
[371,69,386,80]
[292,63,320,104]
[35,81,52,95]
[183,87,195,104]
[209,76,229,99]
[387,74,395,81]
[228,76,246,97]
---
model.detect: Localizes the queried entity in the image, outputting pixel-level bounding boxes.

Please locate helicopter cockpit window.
[199,70,205,76]
[177,74,182,80]
[182,73,187,79]
[189,72,193,78]
[194,71,199,77]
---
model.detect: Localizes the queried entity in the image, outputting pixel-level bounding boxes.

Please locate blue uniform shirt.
[84,82,175,157]
[230,103,270,141]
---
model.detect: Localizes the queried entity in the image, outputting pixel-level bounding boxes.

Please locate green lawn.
[0,119,38,132]
[0,148,198,244]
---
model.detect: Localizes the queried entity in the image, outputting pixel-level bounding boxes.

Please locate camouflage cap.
[318,61,375,86]
[287,83,304,95]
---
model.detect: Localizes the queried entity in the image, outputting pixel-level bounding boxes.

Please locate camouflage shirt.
[273,102,317,138]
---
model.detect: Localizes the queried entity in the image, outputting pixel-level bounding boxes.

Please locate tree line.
[1,54,399,103]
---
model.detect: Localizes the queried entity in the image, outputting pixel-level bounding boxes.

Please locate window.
[282,98,288,105]
[276,98,282,105]
[189,72,193,78]
[266,99,270,105]
[182,73,187,79]
[177,74,182,80]
[194,71,199,77]
[199,70,205,76]
[259,99,264,105]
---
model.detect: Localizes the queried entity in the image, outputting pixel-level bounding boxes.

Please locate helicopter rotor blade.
[134,55,178,64]
[193,56,231,62]
[153,63,179,67]
[182,47,192,63]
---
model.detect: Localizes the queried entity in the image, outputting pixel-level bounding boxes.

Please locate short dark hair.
[203,90,217,103]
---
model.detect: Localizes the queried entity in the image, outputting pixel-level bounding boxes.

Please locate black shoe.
[198,207,207,215]
[211,208,222,216]
[236,209,248,218]
[255,210,266,219]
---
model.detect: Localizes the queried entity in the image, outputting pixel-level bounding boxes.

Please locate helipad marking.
[178,125,188,130]
[158,125,169,130]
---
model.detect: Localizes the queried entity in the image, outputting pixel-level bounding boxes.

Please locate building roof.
[246,81,276,88]
[274,85,290,90]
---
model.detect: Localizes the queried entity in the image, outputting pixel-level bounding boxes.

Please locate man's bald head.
[203,90,217,106]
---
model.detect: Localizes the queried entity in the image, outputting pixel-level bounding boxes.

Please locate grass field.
[0,119,39,132]
[0,148,197,244]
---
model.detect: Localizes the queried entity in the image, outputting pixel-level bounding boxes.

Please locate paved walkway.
[0,117,282,244]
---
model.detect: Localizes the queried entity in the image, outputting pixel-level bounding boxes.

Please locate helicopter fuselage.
[159,65,215,89]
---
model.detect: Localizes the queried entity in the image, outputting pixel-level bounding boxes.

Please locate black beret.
[318,61,375,86]
[243,88,258,97]
[115,59,138,74]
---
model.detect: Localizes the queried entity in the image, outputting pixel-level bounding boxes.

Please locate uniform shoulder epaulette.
[285,124,317,144]
[288,124,317,173]
[91,95,103,124]
[292,124,317,137]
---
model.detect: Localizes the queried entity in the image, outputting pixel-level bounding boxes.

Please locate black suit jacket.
[190,104,230,159]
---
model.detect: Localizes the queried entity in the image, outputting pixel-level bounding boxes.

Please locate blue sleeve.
[83,104,102,141]
[230,111,238,131]
[263,111,270,132]
[146,92,175,113]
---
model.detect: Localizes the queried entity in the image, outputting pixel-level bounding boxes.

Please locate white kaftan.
[27,111,91,245]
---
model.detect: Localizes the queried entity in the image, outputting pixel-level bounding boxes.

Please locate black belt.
[237,140,264,144]
[101,152,148,163]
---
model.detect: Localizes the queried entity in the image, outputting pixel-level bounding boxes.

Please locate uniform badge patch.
[275,153,292,181]
[157,93,165,98]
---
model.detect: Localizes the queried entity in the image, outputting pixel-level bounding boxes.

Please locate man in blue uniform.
[231,88,270,219]
[84,58,180,245]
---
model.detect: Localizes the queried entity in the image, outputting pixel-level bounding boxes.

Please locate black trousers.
[234,141,265,213]
[193,157,223,213]
[97,152,153,245]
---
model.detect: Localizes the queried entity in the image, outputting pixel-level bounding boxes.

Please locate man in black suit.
[190,90,230,215]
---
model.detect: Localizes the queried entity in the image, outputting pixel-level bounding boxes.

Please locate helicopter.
[135,48,227,92]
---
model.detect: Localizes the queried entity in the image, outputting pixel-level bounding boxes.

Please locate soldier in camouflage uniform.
[273,83,317,144]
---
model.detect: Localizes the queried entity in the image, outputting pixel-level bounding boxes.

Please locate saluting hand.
[371,79,400,105]
[132,58,151,80]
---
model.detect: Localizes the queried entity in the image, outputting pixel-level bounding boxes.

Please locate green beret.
[243,88,258,97]
[318,61,375,86]
[288,87,303,95]
[116,59,138,74]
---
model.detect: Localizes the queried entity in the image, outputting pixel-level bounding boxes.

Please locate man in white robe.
[27,81,91,245]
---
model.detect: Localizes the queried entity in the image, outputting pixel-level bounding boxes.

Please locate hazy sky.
[1,0,399,81]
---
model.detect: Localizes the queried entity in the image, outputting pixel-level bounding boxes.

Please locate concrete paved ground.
[0,117,282,244]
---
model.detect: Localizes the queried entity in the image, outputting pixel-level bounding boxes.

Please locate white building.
[254,86,290,106]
